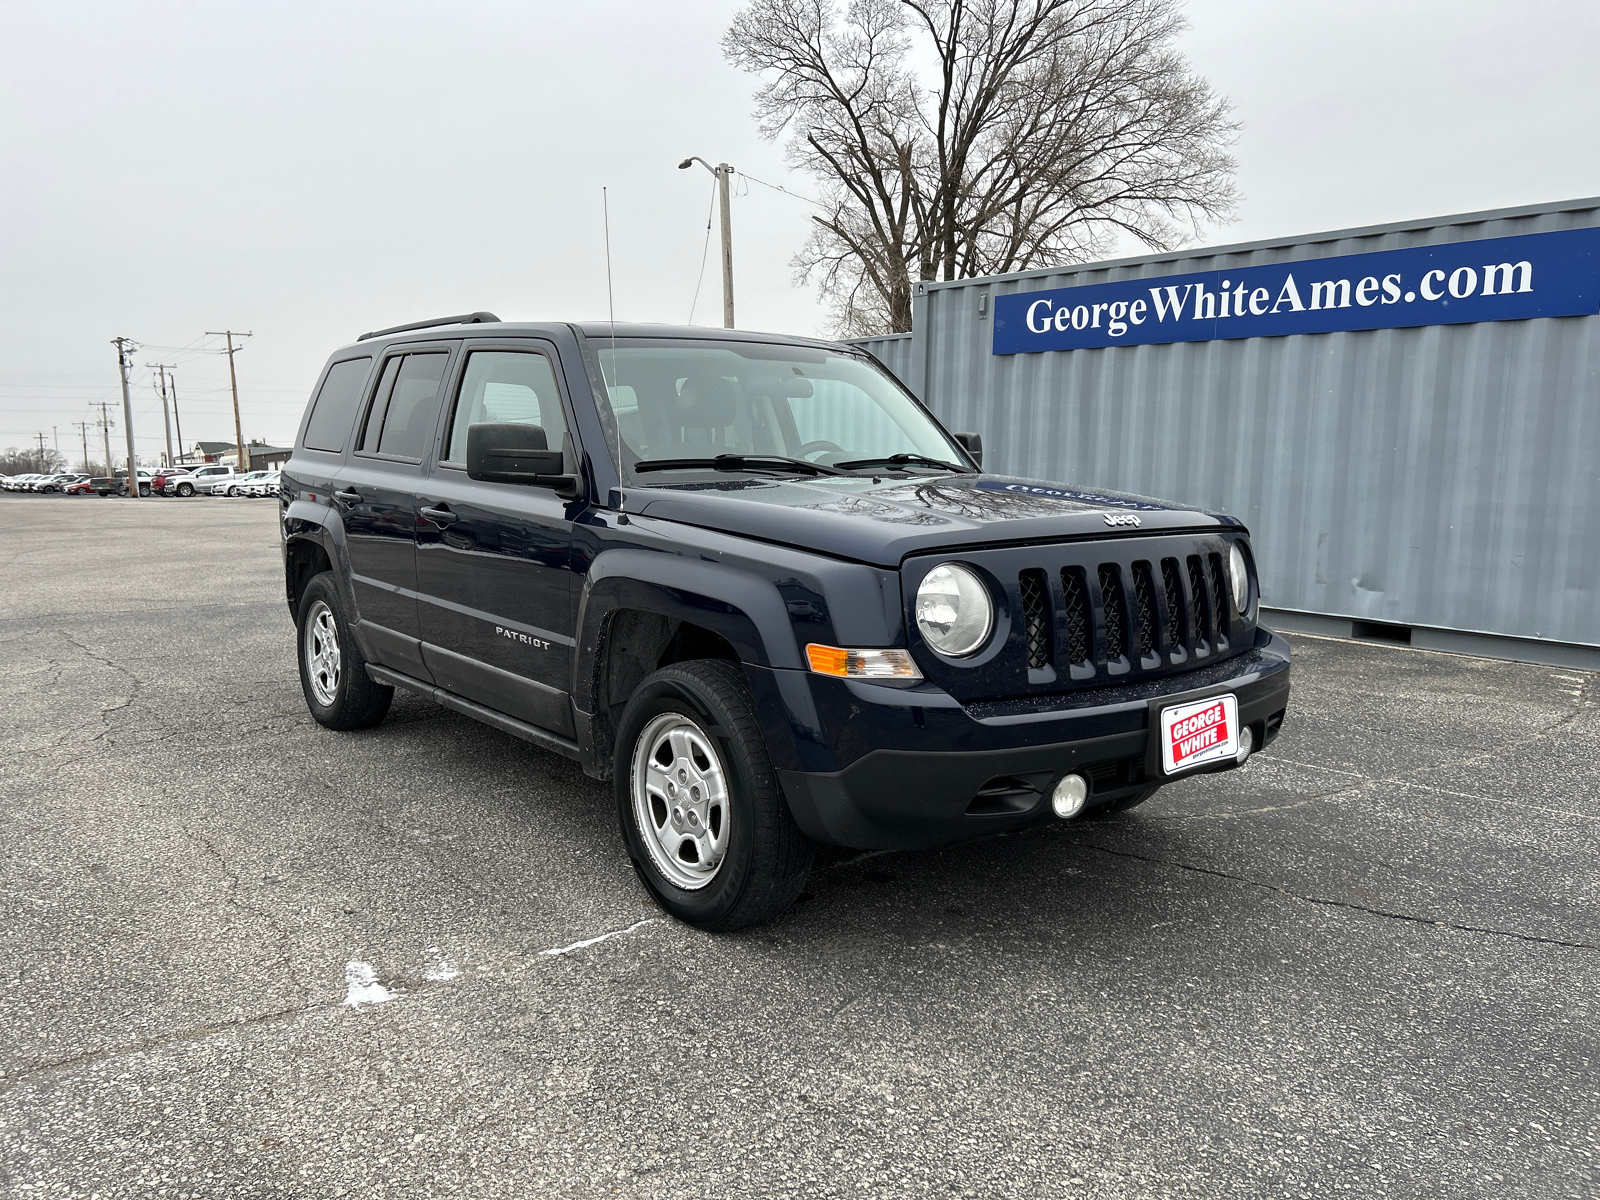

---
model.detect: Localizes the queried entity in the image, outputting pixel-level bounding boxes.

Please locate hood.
[625,472,1242,568]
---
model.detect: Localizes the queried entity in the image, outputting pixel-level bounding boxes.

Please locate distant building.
[186,440,293,469]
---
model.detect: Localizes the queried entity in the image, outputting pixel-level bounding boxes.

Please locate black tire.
[1090,786,1160,819]
[614,659,813,931]
[139,483,151,497]
[176,482,194,497]
[295,572,393,730]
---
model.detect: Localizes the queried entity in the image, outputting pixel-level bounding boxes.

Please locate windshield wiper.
[833,452,971,473]
[632,453,843,477]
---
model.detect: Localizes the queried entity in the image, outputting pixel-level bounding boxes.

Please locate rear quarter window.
[302,357,373,453]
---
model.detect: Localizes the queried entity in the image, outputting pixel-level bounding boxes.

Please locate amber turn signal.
[805,644,922,680]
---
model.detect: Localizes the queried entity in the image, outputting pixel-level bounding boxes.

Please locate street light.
[680,156,735,329]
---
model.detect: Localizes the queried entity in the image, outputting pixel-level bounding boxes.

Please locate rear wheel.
[615,659,812,931]
[296,572,392,730]
[176,482,194,497]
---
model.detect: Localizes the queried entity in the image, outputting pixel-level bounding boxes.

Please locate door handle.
[333,489,362,505]
[419,503,458,526]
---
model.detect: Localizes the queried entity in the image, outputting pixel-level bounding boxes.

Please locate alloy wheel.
[631,712,730,890]
[302,600,342,707]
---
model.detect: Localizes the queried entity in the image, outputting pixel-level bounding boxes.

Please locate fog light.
[1051,773,1088,819]
[1236,725,1255,764]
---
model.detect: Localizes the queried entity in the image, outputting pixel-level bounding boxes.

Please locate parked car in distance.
[240,470,282,497]
[163,463,236,496]
[152,467,195,496]
[191,467,243,495]
[225,470,273,497]
[39,473,89,492]
[3,474,45,491]
[65,478,102,495]
[111,469,157,497]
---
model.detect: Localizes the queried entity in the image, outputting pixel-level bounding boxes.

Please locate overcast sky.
[3,0,1597,465]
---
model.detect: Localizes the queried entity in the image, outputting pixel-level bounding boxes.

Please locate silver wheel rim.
[303,600,342,707]
[631,712,730,890]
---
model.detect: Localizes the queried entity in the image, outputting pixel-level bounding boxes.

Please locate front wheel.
[139,483,151,497]
[615,659,812,931]
[296,572,393,730]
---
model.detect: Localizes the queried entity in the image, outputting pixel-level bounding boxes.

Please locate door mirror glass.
[466,422,565,485]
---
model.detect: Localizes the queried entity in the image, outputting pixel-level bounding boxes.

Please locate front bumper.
[754,626,1292,851]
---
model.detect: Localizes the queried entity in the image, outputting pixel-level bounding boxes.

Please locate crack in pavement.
[1065,837,1600,953]
[0,913,673,1095]
[179,828,311,1007]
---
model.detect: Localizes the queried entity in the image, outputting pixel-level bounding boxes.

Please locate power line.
[735,170,827,209]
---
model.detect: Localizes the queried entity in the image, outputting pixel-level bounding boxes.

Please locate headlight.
[915,563,993,657]
[1229,543,1251,615]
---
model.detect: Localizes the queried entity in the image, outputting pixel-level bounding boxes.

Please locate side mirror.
[466,422,581,498]
[953,431,983,469]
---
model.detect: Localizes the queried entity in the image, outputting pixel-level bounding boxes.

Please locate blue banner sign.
[992,227,1600,355]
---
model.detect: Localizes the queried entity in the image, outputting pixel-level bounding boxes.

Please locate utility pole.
[34,432,48,471]
[98,402,115,480]
[148,363,176,467]
[112,336,141,497]
[679,157,736,328]
[168,371,185,463]
[52,426,59,460]
[72,421,92,473]
[207,331,252,472]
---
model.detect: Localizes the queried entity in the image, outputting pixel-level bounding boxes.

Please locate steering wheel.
[798,439,845,460]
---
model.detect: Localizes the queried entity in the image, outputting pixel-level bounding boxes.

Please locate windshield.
[591,340,967,482]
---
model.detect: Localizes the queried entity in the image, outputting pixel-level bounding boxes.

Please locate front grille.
[1098,565,1127,662]
[1019,569,1051,669]
[1131,562,1157,658]
[1060,567,1091,665]
[905,531,1256,701]
[1187,554,1212,644]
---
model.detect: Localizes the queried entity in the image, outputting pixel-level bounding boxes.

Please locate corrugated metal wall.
[847,333,916,388]
[847,197,1600,650]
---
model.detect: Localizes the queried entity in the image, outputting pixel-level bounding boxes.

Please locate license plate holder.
[1158,693,1239,776]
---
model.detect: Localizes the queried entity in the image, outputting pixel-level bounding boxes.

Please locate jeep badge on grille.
[1103,512,1142,527]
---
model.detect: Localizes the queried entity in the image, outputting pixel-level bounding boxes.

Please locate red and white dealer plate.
[1159,694,1239,775]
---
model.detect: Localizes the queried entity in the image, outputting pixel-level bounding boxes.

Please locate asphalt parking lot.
[2,494,1597,1200]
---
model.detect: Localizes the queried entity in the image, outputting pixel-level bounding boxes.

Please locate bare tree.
[725,0,1238,334]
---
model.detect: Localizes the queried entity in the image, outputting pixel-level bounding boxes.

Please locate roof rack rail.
[357,312,501,341]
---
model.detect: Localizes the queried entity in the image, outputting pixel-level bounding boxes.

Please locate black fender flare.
[573,548,801,710]
[280,499,362,629]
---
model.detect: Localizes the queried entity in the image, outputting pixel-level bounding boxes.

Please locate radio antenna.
[603,186,624,507]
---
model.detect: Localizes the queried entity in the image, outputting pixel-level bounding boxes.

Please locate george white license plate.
[1159,694,1239,775]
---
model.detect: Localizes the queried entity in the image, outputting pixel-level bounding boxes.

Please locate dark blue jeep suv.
[281,314,1291,929]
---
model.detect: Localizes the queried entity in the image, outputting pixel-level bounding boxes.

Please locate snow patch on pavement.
[423,947,461,981]
[344,961,399,1006]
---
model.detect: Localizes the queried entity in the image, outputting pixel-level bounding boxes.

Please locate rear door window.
[302,357,373,453]
[357,353,450,461]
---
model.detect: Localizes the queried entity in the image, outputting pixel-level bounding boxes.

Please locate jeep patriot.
[281,313,1292,929]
